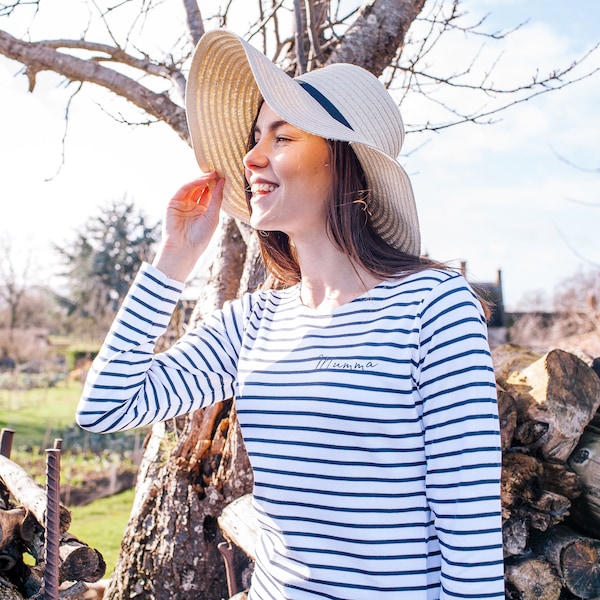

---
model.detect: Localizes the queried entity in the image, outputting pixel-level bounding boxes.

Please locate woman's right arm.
[76,262,242,433]
[76,174,233,433]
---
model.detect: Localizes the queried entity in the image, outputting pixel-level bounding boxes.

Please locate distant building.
[460,262,507,348]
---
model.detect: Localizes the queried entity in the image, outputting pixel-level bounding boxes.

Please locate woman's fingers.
[163,174,225,245]
[171,174,219,212]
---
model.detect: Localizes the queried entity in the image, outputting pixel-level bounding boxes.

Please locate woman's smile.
[250,180,279,197]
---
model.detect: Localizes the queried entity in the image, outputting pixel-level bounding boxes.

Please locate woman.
[77,30,505,600]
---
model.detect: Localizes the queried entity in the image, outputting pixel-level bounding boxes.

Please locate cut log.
[542,461,582,502]
[497,387,517,450]
[218,494,259,561]
[501,452,570,530]
[512,420,548,451]
[59,535,106,584]
[501,452,545,517]
[504,556,562,600]
[19,523,106,585]
[0,509,26,550]
[0,576,26,600]
[527,490,570,532]
[492,344,542,386]
[569,425,600,537]
[0,455,71,533]
[499,349,600,461]
[57,581,91,599]
[531,524,600,599]
[23,564,43,598]
[0,495,105,588]
[502,516,529,557]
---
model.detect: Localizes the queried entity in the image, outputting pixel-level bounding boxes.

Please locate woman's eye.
[276,136,291,142]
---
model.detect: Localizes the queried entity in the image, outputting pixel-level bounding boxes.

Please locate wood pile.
[0,434,106,600]
[494,344,600,600]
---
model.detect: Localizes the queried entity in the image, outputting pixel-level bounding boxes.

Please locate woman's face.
[243,103,332,239]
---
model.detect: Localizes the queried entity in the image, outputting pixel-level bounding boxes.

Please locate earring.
[353,198,372,216]
[259,230,270,238]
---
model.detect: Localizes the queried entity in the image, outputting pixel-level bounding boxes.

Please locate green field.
[1,381,137,578]
[0,381,83,448]
[70,488,135,576]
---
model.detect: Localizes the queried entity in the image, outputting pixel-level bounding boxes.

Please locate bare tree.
[0,232,33,330]
[1,1,598,598]
[553,268,600,338]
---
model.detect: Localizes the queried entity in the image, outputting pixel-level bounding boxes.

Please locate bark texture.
[328,0,427,75]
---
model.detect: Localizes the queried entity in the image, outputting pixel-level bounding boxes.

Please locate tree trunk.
[328,0,427,75]
[105,401,253,599]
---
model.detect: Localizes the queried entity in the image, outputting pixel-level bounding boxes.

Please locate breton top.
[77,263,505,600]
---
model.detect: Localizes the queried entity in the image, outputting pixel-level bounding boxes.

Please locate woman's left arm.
[418,274,505,599]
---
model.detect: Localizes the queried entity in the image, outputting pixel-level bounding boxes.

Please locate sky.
[0,0,599,310]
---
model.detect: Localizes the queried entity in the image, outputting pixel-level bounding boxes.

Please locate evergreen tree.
[55,199,160,335]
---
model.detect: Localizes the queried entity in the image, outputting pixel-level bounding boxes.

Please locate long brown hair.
[244,135,446,288]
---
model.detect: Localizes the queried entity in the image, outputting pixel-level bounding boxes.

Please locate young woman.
[77,30,505,600]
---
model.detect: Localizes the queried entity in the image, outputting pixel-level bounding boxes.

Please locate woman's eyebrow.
[253,119,289,135]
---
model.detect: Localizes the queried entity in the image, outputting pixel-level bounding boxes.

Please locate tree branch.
[0,29,189,142]
[304,0,322,66]
[183,0,204,47]
[328,0,427,75]
[405,46,600,133]
[37,38,188,98]
[293,0,307,73]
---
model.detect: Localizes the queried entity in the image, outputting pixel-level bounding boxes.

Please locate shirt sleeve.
[417,273,505,599]
[76,263,245,434]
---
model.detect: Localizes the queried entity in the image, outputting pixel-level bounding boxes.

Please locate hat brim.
[185,29,420,255]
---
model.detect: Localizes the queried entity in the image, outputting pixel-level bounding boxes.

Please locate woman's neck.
[294,238,383,310]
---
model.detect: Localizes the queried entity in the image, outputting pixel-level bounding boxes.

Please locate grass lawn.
[0,381,83,449]
[69,488,135,577]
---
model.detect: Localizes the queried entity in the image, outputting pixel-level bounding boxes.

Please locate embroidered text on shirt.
[315,356,379,371]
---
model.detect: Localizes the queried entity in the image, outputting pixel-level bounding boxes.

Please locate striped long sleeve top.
[77,263,505,600]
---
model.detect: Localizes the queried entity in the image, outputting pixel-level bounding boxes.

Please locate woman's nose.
[243,140,268,171]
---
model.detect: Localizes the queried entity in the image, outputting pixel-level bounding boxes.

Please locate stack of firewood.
[494,344,600,600]
[0,441,106,599]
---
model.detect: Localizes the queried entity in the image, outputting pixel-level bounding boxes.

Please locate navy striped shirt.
[77,263,505,599]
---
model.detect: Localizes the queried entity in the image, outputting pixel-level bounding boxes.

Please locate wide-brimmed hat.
[185,29,421,255]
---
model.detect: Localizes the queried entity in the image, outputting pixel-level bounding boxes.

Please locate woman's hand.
[153,172,225,282]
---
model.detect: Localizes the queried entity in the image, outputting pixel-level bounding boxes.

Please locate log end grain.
[505,556,562,600]
[561,536,600,599]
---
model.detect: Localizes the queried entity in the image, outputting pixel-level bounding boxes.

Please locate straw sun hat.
[185,29,421,256]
